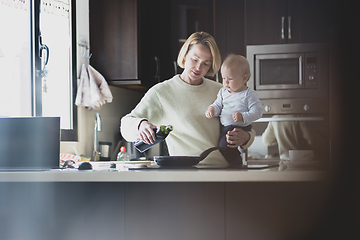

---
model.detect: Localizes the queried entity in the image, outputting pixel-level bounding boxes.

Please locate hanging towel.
[75,63,91,107]
[75,63,113,110]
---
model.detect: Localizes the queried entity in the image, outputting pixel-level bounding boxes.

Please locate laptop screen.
[0,117,60,169]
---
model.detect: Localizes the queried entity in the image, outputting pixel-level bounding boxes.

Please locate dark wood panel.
[124,182,226,240]
[225,182,330,240]
[246,0,287,45]
[245,0,331,45]
[226,0,246,56]
[90,0,138,80]
[287,0,331,43]
[30,183,126,240]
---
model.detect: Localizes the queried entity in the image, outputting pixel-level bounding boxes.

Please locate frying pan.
[153,147,227,167]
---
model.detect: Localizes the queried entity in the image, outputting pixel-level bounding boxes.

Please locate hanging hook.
[78,39,89,56]
[39,35,49,66]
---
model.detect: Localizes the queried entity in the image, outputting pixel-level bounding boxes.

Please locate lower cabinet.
[30,183,125,240]
[0,181,341,240]
[124,183,225,240]
[225,182,330,240]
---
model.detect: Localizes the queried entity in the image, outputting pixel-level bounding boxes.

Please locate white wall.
[60,0,143,157]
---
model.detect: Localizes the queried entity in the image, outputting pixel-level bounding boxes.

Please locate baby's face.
[221,66,248,93]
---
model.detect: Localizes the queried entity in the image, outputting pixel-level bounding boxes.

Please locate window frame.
[33,0,78,141]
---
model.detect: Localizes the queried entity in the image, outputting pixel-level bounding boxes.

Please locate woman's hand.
[226,128,250,148]
[138,120,157,144]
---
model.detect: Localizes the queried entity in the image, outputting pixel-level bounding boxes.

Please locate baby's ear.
[243,73,250,82]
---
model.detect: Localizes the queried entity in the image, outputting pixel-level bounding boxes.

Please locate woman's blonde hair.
[177,32,221,77]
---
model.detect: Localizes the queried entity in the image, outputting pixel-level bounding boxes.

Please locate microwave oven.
[247,43,328,114]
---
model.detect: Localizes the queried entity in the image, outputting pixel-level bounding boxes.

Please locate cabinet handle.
[299,55,302,85]
[281,16,285,40]
[288,16,292,39]
[173,61,178,75]
[154,56,160,82]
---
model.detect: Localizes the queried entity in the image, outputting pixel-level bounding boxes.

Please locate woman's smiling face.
[181,44,212,85]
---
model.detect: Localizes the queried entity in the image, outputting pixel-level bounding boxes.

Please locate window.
[0,0,32,117]
[0,0,77,141]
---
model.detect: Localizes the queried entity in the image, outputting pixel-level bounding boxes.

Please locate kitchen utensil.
[153,147,226,167]
[99,141,112,161]
[289,150,314,162]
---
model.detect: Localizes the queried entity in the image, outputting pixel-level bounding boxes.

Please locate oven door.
[255,53,303,90]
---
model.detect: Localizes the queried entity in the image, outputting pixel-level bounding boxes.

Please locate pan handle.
[199,147,227,160]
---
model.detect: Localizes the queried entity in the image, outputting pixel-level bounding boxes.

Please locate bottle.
[117,146,130,161]
[134,125,173,152]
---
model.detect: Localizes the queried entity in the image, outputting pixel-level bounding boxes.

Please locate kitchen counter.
[0,161,334,240]
[0,170,333,240]
[0,168,327,182]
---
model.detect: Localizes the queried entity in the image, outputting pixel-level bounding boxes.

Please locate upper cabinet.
[89,0,334,89]
[246,0,331,45]
[137,0,174,88]
[89,0,173,89]
[89,0,216,89]
[89,0,138,82]
[170,0,214,68]
[214,0,246,60]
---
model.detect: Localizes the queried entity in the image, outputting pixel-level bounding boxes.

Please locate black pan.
[153,147,226,167]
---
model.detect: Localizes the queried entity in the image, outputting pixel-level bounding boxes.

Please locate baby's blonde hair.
[221,54,251,79]
[177,32,221,77]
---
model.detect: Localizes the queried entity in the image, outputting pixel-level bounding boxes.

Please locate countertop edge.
[0,170,328,182]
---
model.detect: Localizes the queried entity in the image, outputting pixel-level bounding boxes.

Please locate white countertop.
[0,168,327,182]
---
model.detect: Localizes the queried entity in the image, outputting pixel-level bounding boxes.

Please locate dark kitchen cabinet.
[1,182,335,240]
[246,0,331,45]
[137,0,173,88]
[89,0,138,82]
[286,0,332,43]
[225,182,330,239]
[124,183,225,240]
[214,0,246,61]
[246,0,286,45]
[170,0,214,75]
[89,0,173,89]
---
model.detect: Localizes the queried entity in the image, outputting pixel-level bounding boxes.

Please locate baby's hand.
[232,112,243,123]
[205,107,215,118]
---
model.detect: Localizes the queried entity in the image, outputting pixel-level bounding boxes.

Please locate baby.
[205,54,263,164]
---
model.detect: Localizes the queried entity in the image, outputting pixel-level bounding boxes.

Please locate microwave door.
[255,53,304,90]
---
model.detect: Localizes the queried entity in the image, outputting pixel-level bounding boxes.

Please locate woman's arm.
[226,128,256,150]
[120,87,163,142]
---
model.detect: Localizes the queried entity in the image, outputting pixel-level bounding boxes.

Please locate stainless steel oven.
[247,43,328,115]
[246,43,330,166]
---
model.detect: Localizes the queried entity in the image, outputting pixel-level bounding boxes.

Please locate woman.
[121,32,255,165]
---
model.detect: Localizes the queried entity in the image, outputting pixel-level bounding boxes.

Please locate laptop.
[0,117,60,170]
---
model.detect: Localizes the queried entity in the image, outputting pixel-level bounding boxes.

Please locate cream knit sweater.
[121,75,255,165]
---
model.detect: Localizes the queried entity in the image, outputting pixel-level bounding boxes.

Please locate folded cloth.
[75,63,113,110]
